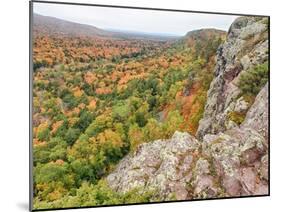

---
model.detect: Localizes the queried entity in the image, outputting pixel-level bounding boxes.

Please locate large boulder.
[107,131,202,200]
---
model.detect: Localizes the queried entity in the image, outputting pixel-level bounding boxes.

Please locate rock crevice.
[196,17,268,139]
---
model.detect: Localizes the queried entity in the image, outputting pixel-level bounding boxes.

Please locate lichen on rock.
[196,17,268,139]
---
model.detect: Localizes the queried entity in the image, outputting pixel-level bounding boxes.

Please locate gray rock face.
[234,96,249,113]
[107,131,200,200]
[203,83,269,196]
[196,17,269,139]
[241,83,269,141]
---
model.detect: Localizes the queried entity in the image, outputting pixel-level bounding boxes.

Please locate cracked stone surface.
[196,17,268,139]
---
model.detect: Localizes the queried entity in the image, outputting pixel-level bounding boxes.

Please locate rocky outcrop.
[106,17,269,201]
[196,17,269,139]
[202,83,269,196]
[107,84,268,200]
[107,131,201,200]
[107,85,268,201]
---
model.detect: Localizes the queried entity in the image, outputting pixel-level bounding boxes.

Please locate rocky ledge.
[107,84,268,200]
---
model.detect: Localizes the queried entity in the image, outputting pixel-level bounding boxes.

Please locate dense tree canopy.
[33,28,226,209]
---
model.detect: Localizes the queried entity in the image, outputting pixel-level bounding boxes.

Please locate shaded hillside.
[33,13,178,41]
[33,13,113,37]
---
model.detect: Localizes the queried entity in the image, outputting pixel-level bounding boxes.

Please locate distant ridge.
[185,28,226,38]
[33,13,178,41]
[33,13,113,37]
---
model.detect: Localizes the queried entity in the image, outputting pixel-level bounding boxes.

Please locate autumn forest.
[32,5,269,210]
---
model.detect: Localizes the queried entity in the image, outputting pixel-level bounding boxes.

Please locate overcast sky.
[33,2,239,36]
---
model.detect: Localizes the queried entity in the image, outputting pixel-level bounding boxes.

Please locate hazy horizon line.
[33,12,229,37]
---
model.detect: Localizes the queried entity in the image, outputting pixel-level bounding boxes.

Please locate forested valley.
[32,14,269,209]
